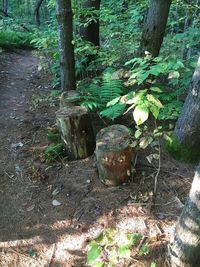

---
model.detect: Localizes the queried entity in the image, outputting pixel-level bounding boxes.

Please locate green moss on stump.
[166,135,200,163]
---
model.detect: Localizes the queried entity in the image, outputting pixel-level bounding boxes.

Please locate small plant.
[86,229,149,266]
[44,143,65,163]
[44,128,66,163]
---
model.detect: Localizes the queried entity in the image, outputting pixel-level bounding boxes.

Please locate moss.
[165,135,200,163]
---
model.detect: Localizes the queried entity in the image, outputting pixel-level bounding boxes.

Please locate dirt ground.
[0,50,195,267]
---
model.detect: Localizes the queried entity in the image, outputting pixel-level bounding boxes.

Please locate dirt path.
[0,51,194,267]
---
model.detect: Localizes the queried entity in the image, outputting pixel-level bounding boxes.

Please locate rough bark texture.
[56,106,95,160]
[174,57,200,147]
[170,164,200,267]
[96,125,134,186]
[80,0,101,47]
[56,0,76,91]
[140,0,172,57]
[35,0,45,26]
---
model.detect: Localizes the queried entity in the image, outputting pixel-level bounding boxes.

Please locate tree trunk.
[140,0,172,57]
[35,0,45,26]
[96,125,134,186]
[174,57,200,148]
[56,106,95,160]
[2,0,7,16]
[170,164,200,267]
[56,0,76,91]
[80,0,101,47]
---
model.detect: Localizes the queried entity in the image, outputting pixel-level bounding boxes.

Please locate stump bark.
[96,124,134,186]
[56,106,95,160]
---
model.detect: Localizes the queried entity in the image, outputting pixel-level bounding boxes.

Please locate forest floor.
[0,50,195,267]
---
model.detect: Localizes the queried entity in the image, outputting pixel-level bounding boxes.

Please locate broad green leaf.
[133,105,149,125]
[150,262,156,267]
[87,241,102,265]
[126,94,143,105]
[146,94,163,108]
[150,87,162,93]
[118,245,131,258]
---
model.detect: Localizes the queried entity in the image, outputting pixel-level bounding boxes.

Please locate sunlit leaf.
[147,94,163,108]
[87,241,102,265]
[133,105,149,125]
[118,245,131,258]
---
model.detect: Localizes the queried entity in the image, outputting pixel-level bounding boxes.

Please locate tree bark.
[35,0,45,27]
[2,0,7,16]
[174,57,200,148]
[140,0,172,57]
[170,164,200,267]
[56,0,76,91]
[80,0,101,47]
[96,125,134,186]
[56,106,95,160]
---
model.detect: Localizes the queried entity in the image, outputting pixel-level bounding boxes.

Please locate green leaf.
[87,241,102,265]
[93,262,104,267]
[134,129,142,139]
[150,87,162,93]
[107,96,121,107]
[118,245,131,258]
[138,244,150,256]
[137,72,149,84]
[130,233,143,245]
[150,105,160,119]
[146,94,163,108]
[100,103,126,120]
[150,262,156,267]
[133,105,149,125]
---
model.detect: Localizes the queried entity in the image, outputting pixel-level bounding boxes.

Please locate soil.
[0,50,195,267]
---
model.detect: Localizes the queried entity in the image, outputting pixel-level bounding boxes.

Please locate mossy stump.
[96,124,134,186]
[56,106,95,160]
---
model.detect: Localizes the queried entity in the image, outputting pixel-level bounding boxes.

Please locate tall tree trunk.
[174,57,200,148]
[140,0,172,57]
[35,0,45,26]
[170,164,200,266]
[2,0,7,16]
[56,0,76,91]
[80,0,101,47]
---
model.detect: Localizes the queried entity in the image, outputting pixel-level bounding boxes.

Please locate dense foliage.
[0,0,200,155]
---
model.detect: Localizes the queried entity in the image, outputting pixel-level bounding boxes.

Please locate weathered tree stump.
[56,106,95,160]
[96,124,134,186]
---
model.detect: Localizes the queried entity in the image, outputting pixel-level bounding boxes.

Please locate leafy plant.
[86,229,149,267]
[44,143,65,163]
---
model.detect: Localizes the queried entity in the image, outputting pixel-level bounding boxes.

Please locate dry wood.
[56,106,95,160]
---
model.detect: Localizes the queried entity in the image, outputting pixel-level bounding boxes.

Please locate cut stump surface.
[96,124,134,186]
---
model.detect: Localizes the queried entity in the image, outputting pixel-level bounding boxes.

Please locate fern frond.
[100,103,126,120]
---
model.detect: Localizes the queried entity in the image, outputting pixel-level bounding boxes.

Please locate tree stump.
[96,124,134,186]
[56,106,95,160]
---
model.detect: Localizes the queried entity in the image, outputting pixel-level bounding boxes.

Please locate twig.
[153,141,161,196]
